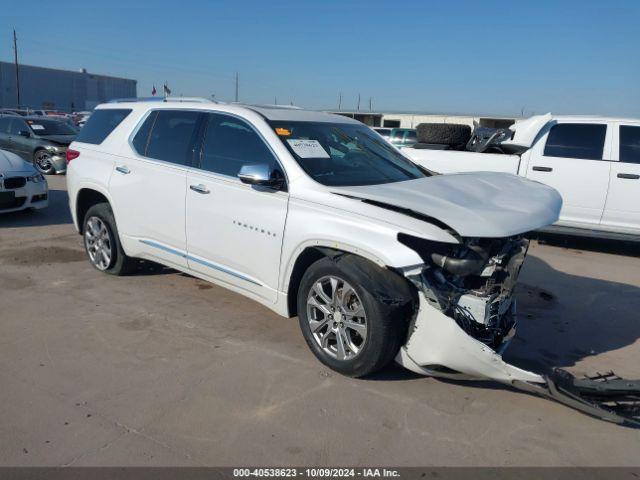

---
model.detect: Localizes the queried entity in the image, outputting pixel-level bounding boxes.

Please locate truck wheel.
[82,203,136,276]
[416,123,471,146]
[297,255,413,377]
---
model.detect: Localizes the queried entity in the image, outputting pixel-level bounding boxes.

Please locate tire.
[416,123,471,146]
[33,149,56,175]
[82,203,136,275]
[297,255,414,377]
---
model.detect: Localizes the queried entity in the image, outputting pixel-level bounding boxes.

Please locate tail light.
[66,149,80,164]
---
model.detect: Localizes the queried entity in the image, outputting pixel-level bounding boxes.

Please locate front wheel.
[297,255,414,377]
[33,149,56,175]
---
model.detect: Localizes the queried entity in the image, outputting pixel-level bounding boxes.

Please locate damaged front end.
[395,234,640,427]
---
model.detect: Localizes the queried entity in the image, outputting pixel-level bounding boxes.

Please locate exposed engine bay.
[398,234,527,349]
[395,233,640,427]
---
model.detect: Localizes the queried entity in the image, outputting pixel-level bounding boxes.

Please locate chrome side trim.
[139,239,261,286]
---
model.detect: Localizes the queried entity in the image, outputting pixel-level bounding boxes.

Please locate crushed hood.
[331,172,562,238]
[0,149,35,175]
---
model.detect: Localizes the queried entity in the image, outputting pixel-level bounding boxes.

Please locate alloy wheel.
[84,216,113,270]
[306,275,368,361]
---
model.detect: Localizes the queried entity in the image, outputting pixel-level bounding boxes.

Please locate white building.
[330,111,518,129]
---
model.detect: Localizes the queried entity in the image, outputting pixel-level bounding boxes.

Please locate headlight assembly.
[27,173,46,183]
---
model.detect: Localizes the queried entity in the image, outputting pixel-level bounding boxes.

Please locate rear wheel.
[297,256,413,377]
[83,203,136,275]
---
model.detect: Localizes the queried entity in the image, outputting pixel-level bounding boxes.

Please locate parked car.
[0,148,48,213]
[404,115,640,240]
[0,115,77,174]
[389,127,417,148]
[66,100,640,426]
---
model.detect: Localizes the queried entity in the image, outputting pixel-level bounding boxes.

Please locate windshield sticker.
[286,139,330,158]
[275,127,291,136]
[30,124,45,130]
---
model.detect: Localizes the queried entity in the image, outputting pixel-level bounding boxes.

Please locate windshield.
[270,121,426,186]
[27,119,77,136]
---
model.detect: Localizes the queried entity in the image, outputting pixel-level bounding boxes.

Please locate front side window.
[199,113,279,177]
[145,110,202,166]
[8,119,28,135]
[270,121,426,187]
[75,109,131,144]
[0,117,10,133]
[619,125,640,164]
[543,123,606,160]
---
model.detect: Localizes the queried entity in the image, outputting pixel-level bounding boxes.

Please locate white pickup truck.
[404,114,640,239]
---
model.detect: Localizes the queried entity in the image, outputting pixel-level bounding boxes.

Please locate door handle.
[617,173,640,180]
[115,165,130,174]
[189,184,210,194]
[532,166,553,172]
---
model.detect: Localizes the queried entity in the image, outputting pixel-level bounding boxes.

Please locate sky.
[1,0,639,117]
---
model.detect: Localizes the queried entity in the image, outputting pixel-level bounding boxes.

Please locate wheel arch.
[75,187,112,234]
[284,243,418,318]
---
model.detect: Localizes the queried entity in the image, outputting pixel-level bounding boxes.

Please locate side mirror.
[18,130,31,138]
[237,164,285,190]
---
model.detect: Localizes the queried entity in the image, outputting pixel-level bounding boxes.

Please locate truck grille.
[3,177,27,189]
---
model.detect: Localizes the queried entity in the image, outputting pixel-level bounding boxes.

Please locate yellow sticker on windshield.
[275,127,291,136]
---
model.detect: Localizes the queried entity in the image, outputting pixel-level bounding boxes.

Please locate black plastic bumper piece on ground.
[515,368,640,427]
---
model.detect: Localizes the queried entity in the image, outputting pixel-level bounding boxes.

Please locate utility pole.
[338,92,342,111]
[357,93,360,111]
[13,29,21,107]
[274,96,277,105]
[235,72,239,102]
[369,96,372,112]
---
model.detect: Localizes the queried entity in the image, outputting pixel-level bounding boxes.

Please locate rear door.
[601,123,640,232]
[185,112,289,302]
[525,121,611,226]
[109,109,204,269]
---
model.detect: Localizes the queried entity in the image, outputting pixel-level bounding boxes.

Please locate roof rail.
[108,97,217,104]
[242,103,303,110]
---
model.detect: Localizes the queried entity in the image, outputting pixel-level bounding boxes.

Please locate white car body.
[0,149,48,213]
[404,114,640,238]
[65,100,640,425]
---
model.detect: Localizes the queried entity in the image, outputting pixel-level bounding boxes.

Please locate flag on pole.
[151,85,157,96]
[163,82,171,96]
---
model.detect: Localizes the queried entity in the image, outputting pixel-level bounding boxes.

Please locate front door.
[601,123,640,232]
[525,121,611,227]
[186,112,289,302]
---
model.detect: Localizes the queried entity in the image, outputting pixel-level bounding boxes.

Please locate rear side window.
[199,113,278,177]
[76,109,131,144]
[131,111,157,155]
[543,123,606,160]
[145,110,202,166]
[619,126,640,164]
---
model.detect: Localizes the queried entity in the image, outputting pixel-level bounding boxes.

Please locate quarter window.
[619,126,640,164]
[76,109,131,145]
[199,113,278,177]
[543,123,606,161]
[145,110,202,166]
[131,111,157,156]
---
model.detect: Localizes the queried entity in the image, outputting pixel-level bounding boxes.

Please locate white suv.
[67,100,640,425]
[67,99,562,381]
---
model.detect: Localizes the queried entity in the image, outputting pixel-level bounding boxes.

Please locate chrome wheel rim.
[84,216,113,271]
[306,275,367,361]
[34,151,53,173]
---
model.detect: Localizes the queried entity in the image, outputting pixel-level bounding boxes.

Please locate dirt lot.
[1,175,639,466]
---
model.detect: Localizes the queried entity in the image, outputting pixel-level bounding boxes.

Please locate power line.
[13,29,20,107]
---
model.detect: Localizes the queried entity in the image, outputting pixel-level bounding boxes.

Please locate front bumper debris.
[396,291,640,427]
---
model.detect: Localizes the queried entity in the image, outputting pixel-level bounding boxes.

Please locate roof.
[100,99,361,124]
